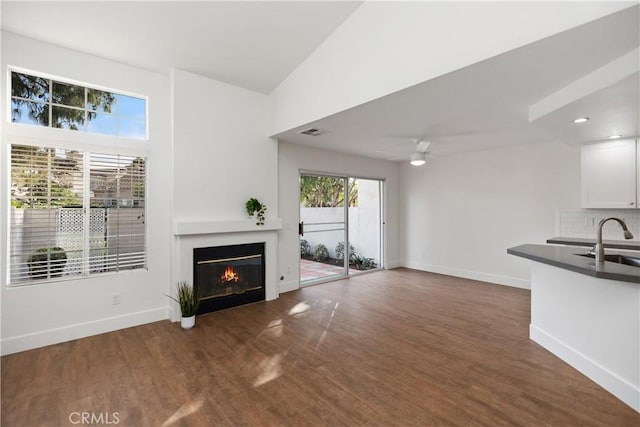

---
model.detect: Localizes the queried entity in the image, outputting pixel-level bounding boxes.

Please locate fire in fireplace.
[221,265,240,283]
[194,242,265,314]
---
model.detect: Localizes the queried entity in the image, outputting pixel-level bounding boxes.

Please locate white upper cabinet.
[581,139,637,209]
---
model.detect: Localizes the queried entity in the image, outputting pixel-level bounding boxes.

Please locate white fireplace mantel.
[172,218,283,321]
[173,219,283,236]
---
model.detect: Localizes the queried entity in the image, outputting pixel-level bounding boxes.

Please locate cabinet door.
[581,139,636,208]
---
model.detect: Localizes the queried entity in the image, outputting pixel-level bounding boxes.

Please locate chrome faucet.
[593,217,634,263]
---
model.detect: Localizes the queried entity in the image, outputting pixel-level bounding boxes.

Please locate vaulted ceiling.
[273,5,639,159]
[0,1,362,93]
[2,2,637,160]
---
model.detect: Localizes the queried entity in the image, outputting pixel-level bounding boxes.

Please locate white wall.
[0,32,173,354]
[270,1,631,135]
[170,70,280,316]
[278,142,400,293]
[172,69,277,222]
[400,141,581,289]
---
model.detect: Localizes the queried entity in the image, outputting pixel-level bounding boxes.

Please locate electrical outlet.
[112,292,121,305]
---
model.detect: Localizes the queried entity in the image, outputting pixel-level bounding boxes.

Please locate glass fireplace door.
[194,242,265,314]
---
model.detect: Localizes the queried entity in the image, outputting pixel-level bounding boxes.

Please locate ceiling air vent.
[298,128,328,136]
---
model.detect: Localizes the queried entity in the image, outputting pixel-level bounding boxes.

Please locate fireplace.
[193,242,265,314]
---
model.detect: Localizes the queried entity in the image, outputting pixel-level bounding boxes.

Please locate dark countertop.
[547,237,640,251]
[508,244,640,284]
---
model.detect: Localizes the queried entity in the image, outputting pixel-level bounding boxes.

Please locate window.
[10,71,146,139]
[9,144,146,284]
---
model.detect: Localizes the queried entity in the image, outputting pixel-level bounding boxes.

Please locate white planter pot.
[181,315,195,330]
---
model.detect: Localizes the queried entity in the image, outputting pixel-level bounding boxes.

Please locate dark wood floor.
[2,268,639,426]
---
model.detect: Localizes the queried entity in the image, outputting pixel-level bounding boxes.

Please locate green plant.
[245,198,267,225]
[300,239,312,256]
[335,241,357,263]
[27,247,67,278]
[313,243,329,262]
[166,281,201,317]
[352,255,376,271]
[299,176,359,207]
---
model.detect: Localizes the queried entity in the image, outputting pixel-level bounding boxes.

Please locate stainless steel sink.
[576,253,640,267]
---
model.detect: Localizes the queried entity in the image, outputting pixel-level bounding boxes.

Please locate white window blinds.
[89,152,146,274]
[9,144,146,284]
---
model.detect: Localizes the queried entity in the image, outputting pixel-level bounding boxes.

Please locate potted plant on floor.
[166,281,201,329]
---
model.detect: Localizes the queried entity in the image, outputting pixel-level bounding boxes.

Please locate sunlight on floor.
[315,302,339,350]
[258,318,283,338]
[253,353,283,388]
[161,397,204,426]
[288,301,310,316]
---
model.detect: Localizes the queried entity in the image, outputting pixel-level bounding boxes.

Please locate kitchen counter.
[508,243,640,412]
[547,236,640,251]
[507,244,640,284]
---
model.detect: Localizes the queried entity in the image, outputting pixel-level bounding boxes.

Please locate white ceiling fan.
[376,138,435,166]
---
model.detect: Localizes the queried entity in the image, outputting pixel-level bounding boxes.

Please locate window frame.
[5,67,150,286]
[7,66,149,143]
[7,144,149,288]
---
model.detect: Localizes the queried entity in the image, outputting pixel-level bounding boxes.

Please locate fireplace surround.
[194,242,265,314]
[173,218,282,322]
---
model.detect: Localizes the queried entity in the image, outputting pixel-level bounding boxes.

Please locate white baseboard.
[403,260,530,289]
[279,280,299,294]
[531,324,640,413]
[385,259,403,269]
[1,307,169,356]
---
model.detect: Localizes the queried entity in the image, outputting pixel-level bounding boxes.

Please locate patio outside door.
[299,173,383,286]
[299,174,348,285]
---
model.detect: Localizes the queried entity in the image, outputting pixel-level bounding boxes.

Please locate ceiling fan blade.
[417,140,430,152]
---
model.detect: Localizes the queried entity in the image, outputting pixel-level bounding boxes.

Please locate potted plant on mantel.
[166,281,201,329]
[245,197,267,226]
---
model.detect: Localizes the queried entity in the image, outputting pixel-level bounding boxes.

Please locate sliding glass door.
[299,174,348,284]
[299,172,383,286]
[348,177,382,275]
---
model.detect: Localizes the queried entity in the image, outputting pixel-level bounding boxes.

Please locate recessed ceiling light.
[609,134,622,139]
[573,117,589,124]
